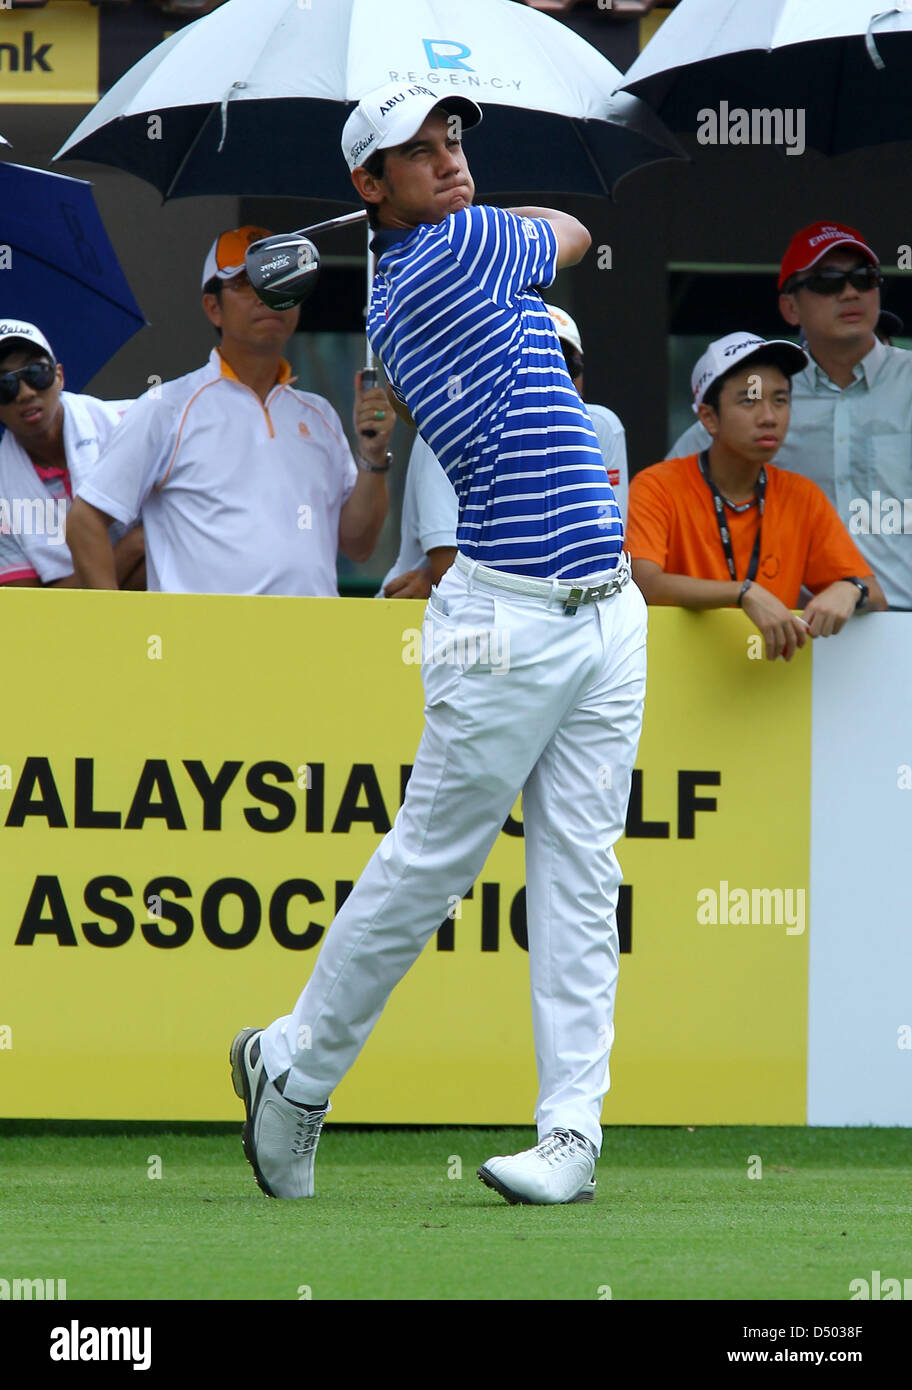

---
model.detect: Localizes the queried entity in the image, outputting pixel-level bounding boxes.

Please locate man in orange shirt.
[627,333,886,660]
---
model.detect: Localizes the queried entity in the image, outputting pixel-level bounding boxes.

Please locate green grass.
[0,1125,908,1300]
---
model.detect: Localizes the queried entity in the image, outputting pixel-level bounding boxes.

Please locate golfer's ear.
[56,362,65,390]
[696,401,718,436]
[351,166,383,207]
[779,291,800,329]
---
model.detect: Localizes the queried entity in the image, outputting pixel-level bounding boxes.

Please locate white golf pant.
[260,553,647,1151]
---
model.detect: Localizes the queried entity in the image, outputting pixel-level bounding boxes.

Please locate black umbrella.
[620,0,912,157]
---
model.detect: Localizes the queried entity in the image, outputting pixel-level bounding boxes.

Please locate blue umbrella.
[0,162,145,391]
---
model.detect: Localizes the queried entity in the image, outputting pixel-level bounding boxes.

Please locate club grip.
[361,367,379,437]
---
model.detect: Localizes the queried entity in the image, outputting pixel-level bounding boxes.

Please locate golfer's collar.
[371,227,420,257]
[213,348,294,387]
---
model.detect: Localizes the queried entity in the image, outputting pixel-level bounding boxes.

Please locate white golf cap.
[0,319,54,359]
[201,225,272,290]
[691,331,808,412]
[342,80,482,172]
[544,303,582,355]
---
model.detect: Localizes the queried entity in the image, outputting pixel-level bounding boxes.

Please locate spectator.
[377,302,628,600]
[628,332,887,661]
[545,304,629,526]
[375,430,458,598]
[667,221,911,610]
[0,320,143,589]
[66,226,393,595]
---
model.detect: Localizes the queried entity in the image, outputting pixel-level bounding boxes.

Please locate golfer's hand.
[383,567,433,600]
[801,581,859,638]
[354,371,395,466]
[741,582,810,662]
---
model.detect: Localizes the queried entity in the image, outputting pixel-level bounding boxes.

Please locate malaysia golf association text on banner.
[0,593,809,1123]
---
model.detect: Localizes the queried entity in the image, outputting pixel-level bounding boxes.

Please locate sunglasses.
[0,359,57,405]
[221,270,256,292]
[792,266,884,296]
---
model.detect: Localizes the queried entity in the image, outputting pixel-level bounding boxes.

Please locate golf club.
[245,210,383,434]
[245,211,367,309]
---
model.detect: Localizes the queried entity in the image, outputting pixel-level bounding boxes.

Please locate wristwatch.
[357,451,393,473]
[843,576,868,611]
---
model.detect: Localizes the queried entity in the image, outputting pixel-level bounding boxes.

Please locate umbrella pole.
[359,221,383,440]
[364,220,376,377]
[362,220,377,387]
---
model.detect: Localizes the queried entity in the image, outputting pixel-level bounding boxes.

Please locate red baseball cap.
[778,221,879,291]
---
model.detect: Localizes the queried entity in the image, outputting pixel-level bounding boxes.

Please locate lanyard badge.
[698,450,766,584]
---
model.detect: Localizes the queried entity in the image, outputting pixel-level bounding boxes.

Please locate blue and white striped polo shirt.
[367,204,623,581]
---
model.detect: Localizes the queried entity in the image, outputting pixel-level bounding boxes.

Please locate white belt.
[454,551,631,616]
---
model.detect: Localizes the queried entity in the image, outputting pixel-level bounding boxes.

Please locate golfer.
[231,82,647,1206]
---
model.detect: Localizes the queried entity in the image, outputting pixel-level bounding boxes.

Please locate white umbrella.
[56,0,682,389]
[55,0,682,201]
[619,0,912,156]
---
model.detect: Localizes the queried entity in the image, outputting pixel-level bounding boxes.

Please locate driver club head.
[245,234,320,310]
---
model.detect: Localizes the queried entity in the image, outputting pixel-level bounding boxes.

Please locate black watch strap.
[843,577,868,610]
[358,451,393,473]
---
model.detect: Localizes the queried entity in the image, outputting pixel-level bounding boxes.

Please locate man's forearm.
[338,472,389,564]
[634,566,742,609]
[112,526,145,587]
[66,498,118,589]
[504,206,591,267]
[506,206,577,224]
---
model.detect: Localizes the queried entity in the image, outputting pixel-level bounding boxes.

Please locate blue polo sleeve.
[444,205,559,305]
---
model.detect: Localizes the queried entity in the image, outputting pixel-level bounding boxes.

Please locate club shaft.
[292,210,367,239]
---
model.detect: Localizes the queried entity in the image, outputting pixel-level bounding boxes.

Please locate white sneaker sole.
[476,1164,596,1205]
[230,1026,278,1199]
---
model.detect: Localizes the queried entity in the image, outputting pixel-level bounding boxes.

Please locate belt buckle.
[562,586,584,616]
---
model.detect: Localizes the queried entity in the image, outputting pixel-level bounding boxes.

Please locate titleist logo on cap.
[350,133,374,162]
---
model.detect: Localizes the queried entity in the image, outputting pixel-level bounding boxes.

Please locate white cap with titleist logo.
[0,319,54,360]
[341,80,482,172]
[691,331,808,412]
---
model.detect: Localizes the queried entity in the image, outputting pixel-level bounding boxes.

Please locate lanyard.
[698,450,766,584]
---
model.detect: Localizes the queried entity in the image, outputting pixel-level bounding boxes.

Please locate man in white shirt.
[378,303,628,600]
[67,226,394,595]
[666,221,910,609]
[0,320,142,588]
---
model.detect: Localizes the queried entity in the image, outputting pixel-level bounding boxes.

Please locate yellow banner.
[640,8,673,50]
[0,2,98,105]
[0,593,809,1123]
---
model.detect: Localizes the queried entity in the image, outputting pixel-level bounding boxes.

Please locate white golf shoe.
[230,1027,330,1199]
[477,1128,597,1205]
